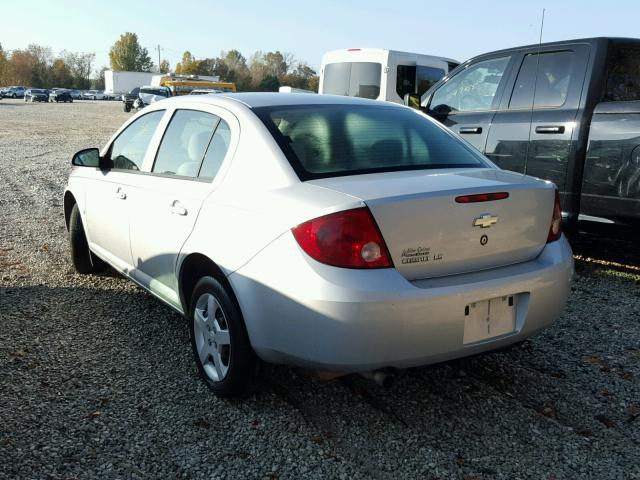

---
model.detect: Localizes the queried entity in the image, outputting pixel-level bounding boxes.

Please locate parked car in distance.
[83,90,106,100]
[64,93,573,397]
[69,90,82,100]
[3,86,26,98]
[49,89,73,103]
[409,37,640,228]
[24,88,49,102]
[122,87,140,112]
[123,86,171,112]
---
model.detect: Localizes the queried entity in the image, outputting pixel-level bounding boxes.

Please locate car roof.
[164,92,403,109]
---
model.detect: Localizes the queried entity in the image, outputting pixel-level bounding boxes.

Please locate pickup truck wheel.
[69,204,106,274]
[189,276,258,397]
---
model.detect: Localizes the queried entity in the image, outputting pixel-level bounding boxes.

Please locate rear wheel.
[123,103,131,112]
[69,204,106,274]
[189,276,257,397]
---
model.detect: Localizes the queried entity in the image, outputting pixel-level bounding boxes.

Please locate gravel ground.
[1,98,639,480]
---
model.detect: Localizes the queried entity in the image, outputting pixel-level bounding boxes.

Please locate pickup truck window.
[430,56,510,113]
[509,51,574,110]
[605,46,640,102]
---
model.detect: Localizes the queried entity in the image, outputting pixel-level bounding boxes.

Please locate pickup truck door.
[485,45,590,209]
[425,56,515,152]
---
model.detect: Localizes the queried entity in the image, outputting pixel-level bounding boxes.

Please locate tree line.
[0,43,95,89]
[0,32,319,92]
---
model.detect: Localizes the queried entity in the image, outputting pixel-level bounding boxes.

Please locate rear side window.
[604,46,640,102]
[199,121,231,180]
[430,56,510,113]
[109,110,165,171]
[256,104,486,180]
[153,110,219,177]
[509,51,574,109]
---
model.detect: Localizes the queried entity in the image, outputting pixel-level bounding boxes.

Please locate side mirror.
[71,148,101,168]
[403,93,421,110]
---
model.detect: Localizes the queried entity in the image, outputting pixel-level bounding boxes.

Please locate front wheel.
[189,277,257,397]
[69,204,106,274]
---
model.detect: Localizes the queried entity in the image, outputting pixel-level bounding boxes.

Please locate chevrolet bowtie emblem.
[473,214,498,228]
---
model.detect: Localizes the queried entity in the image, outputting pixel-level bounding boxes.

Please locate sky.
[1,0,639,74]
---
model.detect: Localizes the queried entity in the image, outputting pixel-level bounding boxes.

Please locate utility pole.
[157,44,161,73]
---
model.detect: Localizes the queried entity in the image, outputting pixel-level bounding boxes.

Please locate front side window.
[256,104,486,180]
[430,56,510,113]
[509,51,574,109]
[604,45,640,102]
[323,62,382,99]
[153,110,220,177]
[109,110,165,171]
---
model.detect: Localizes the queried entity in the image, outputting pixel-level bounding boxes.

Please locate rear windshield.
[255,104,487,180]
[323,62,382,99]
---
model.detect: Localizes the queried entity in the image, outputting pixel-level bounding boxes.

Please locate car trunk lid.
[308,168,555,280]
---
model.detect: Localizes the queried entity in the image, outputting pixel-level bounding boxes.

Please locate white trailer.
[105,71,155,95]
[319,48,459,104]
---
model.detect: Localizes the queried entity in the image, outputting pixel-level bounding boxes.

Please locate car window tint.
[153,110,219,177]
[199,120,231,180]
[257,104,486,180]
[604,45,640,102]
[110,110,164,171]
[430,56,510,113]
[416,66,445,96]
[509,51,574,109]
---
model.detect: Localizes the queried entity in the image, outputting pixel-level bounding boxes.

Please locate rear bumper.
[229,234,574,372]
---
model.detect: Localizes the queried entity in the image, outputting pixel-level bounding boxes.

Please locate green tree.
[109,32,153,72]
[258,74,280,91]
[63,51,95,89]
[159,59,170,74]
[49,58,74,88]
[91,66,108,90]
[0,43,7,85]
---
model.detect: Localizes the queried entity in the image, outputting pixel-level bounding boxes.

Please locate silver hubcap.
[194,293,231,382]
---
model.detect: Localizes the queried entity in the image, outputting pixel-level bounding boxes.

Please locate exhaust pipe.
[360,370,394,388]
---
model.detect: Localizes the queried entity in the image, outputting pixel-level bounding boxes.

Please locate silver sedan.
[64,93,573,396]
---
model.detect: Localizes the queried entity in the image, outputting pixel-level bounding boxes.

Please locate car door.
[84,110,166,273]
[425,55,514,152]
[129,107,235,310]
[485,46,590,205]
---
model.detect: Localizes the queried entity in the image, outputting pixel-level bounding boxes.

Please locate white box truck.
[105,71,156,95]
[319,48,459,104]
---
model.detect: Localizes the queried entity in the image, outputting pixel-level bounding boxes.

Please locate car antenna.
[524,7,545,175]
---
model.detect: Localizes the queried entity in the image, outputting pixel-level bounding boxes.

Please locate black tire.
[69,203,106,274]
[189,276,257,397]
[12,93,16,98]
[123,103,131,112]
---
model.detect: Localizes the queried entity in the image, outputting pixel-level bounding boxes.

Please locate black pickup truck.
[412,37,640,228]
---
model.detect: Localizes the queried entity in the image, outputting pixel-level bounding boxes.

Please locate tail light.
[292,207,393,269]
[547,190,562,243]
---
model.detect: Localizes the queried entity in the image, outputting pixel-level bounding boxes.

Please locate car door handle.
[170,202,188,216]
[535,125,565,134]
[115,189,126,200]
[459,127,482,134]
